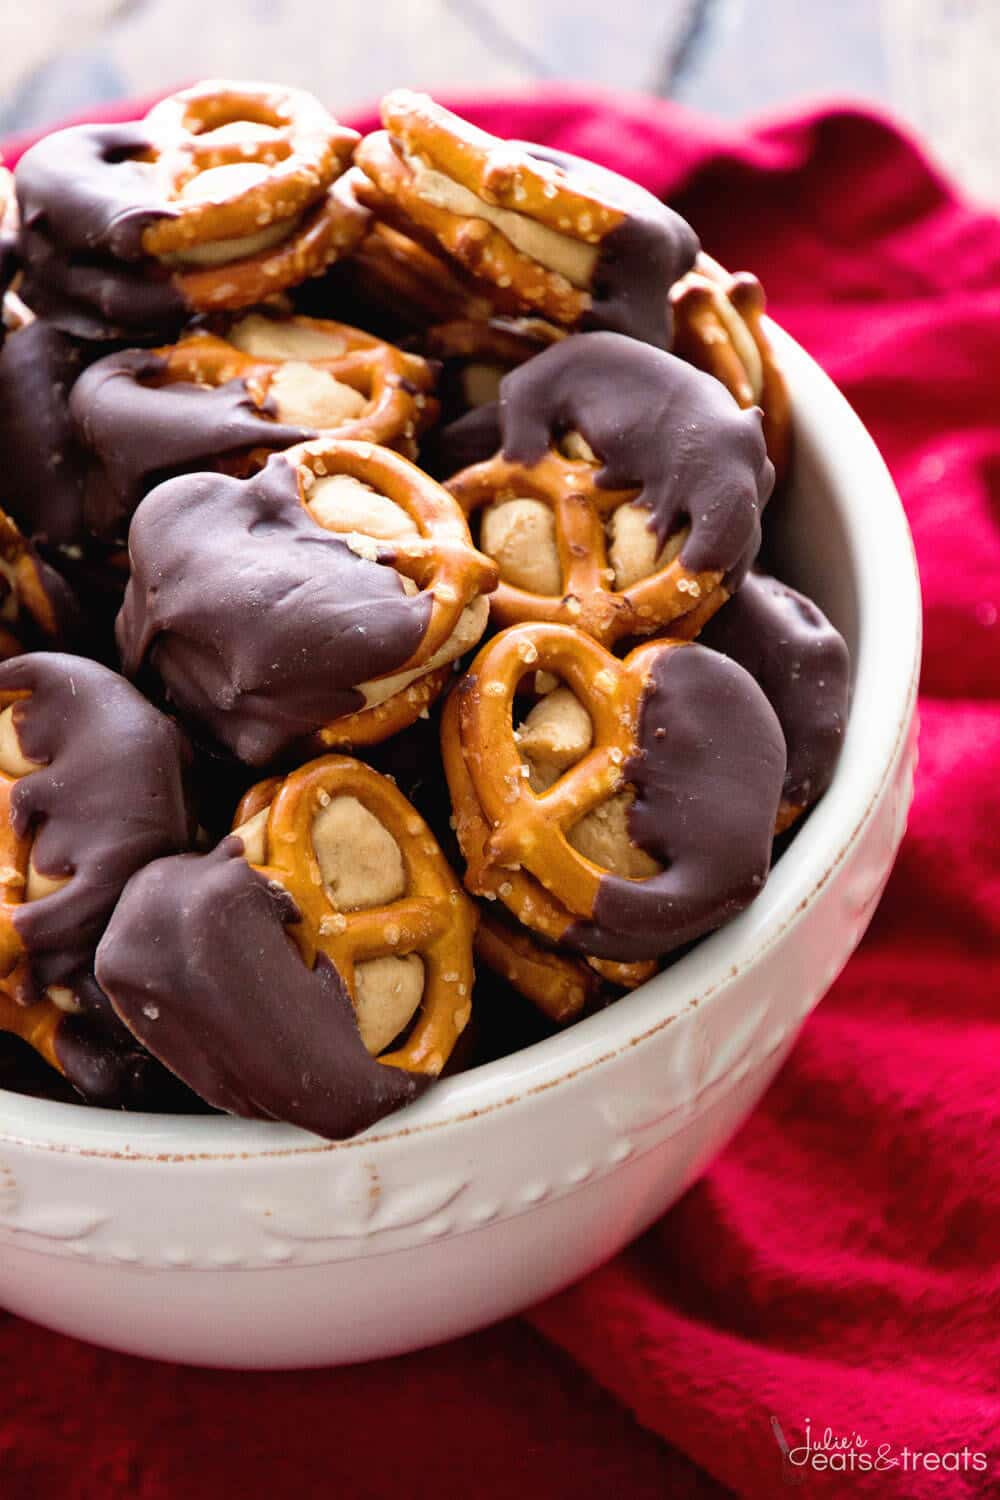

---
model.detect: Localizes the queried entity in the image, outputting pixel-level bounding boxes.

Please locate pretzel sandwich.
[443,621,786,963]
[671,254,791,480]
[234,755,476,1073]
[448,445,726,646]
[355,92,697,344]
[158,312,439,454]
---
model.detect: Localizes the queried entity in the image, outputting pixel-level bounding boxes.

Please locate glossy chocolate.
[96,838,427,1139]
[52,973,205,1112]
[0,319,89,545]
[700,572,850,809]
[16,224,188,343]
[3,653,194,994]
[500,333,772,583]
[71,348,313,542]
[14,123,185,341]
[117,454,432,765]
[522,144,698,349]
[568,643,786,961]
[16,122,173,259]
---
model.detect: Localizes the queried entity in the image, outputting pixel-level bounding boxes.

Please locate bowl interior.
[0,323,921,1155]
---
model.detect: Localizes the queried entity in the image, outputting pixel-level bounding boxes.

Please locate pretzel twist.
[237,756,476,1074]
[285,437,498,673]
[156,315,439,455]
[141,81,359,256]
[0,741,32,995]
[447,449,726,647]
[671,255,791,481]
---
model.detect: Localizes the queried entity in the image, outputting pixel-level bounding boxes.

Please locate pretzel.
[422,315,563,414]
[475,907,656,1027]
[446,448,726,647]
[442,621,786,962]
[288,434,497,677]
[0,509,71,659]
[671,255,792,481]
[156,312,438,456]
[334,220,498,330]
[136,83,370,309]
[233,755,476,1074]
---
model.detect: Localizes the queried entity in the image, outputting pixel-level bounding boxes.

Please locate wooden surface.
[0,0,996,200]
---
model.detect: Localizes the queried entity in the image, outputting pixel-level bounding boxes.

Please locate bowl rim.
[0,323,922,1160]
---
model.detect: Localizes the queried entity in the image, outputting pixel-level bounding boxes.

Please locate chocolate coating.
[16,122,172,260]
[15,124,184,341]
[568,643,786,961]
[117,454,432,765]
[16,225,187,343]
[96,838,427,1139]
[53,973,205,1112]
[521,143,698,349]
[2,653,194,994]
[71,349,313,542]
[700,572,850,809]
[467,332,772,582]
[0,319,88,545]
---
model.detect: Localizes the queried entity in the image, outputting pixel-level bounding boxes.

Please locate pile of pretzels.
[0,82,849,1140]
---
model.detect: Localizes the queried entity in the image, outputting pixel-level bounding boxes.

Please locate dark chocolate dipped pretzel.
[354,92,698,348]
[14,83,366,340]
[118,439,497,764]
[442,622,786,962]
[445,332,773,644]
[95,751,477,1139]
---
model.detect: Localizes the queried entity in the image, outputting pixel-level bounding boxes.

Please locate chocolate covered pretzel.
[15,82,367,340]
[118,439,498,764]
[355,91,698,347]
[442,622,786,962]
[445,332,773,644]
[97,755,476,1137]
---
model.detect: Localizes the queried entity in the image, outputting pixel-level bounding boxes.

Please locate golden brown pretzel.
[475,909,597,1024]
[234,755,476,1074]
[142,80,359,255]
[446,448,726,647]
[354,92,628,326]
[156,313,439,457]
[671,254,792,481]
[0,510,69,660]
[134,83,367,310]
[285,436,498,683]
[441,625,657,944]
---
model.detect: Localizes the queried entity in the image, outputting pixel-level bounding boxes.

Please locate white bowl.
[0,325,920,1368]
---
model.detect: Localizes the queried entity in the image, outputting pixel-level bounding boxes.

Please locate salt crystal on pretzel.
[117,439,498,764]
[354,91,698,347]
[442,621,786,963]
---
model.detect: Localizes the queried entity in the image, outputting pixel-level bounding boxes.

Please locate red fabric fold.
[3,88,999,1498]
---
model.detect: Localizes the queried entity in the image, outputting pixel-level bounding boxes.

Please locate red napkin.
[3,89,1000,1499]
